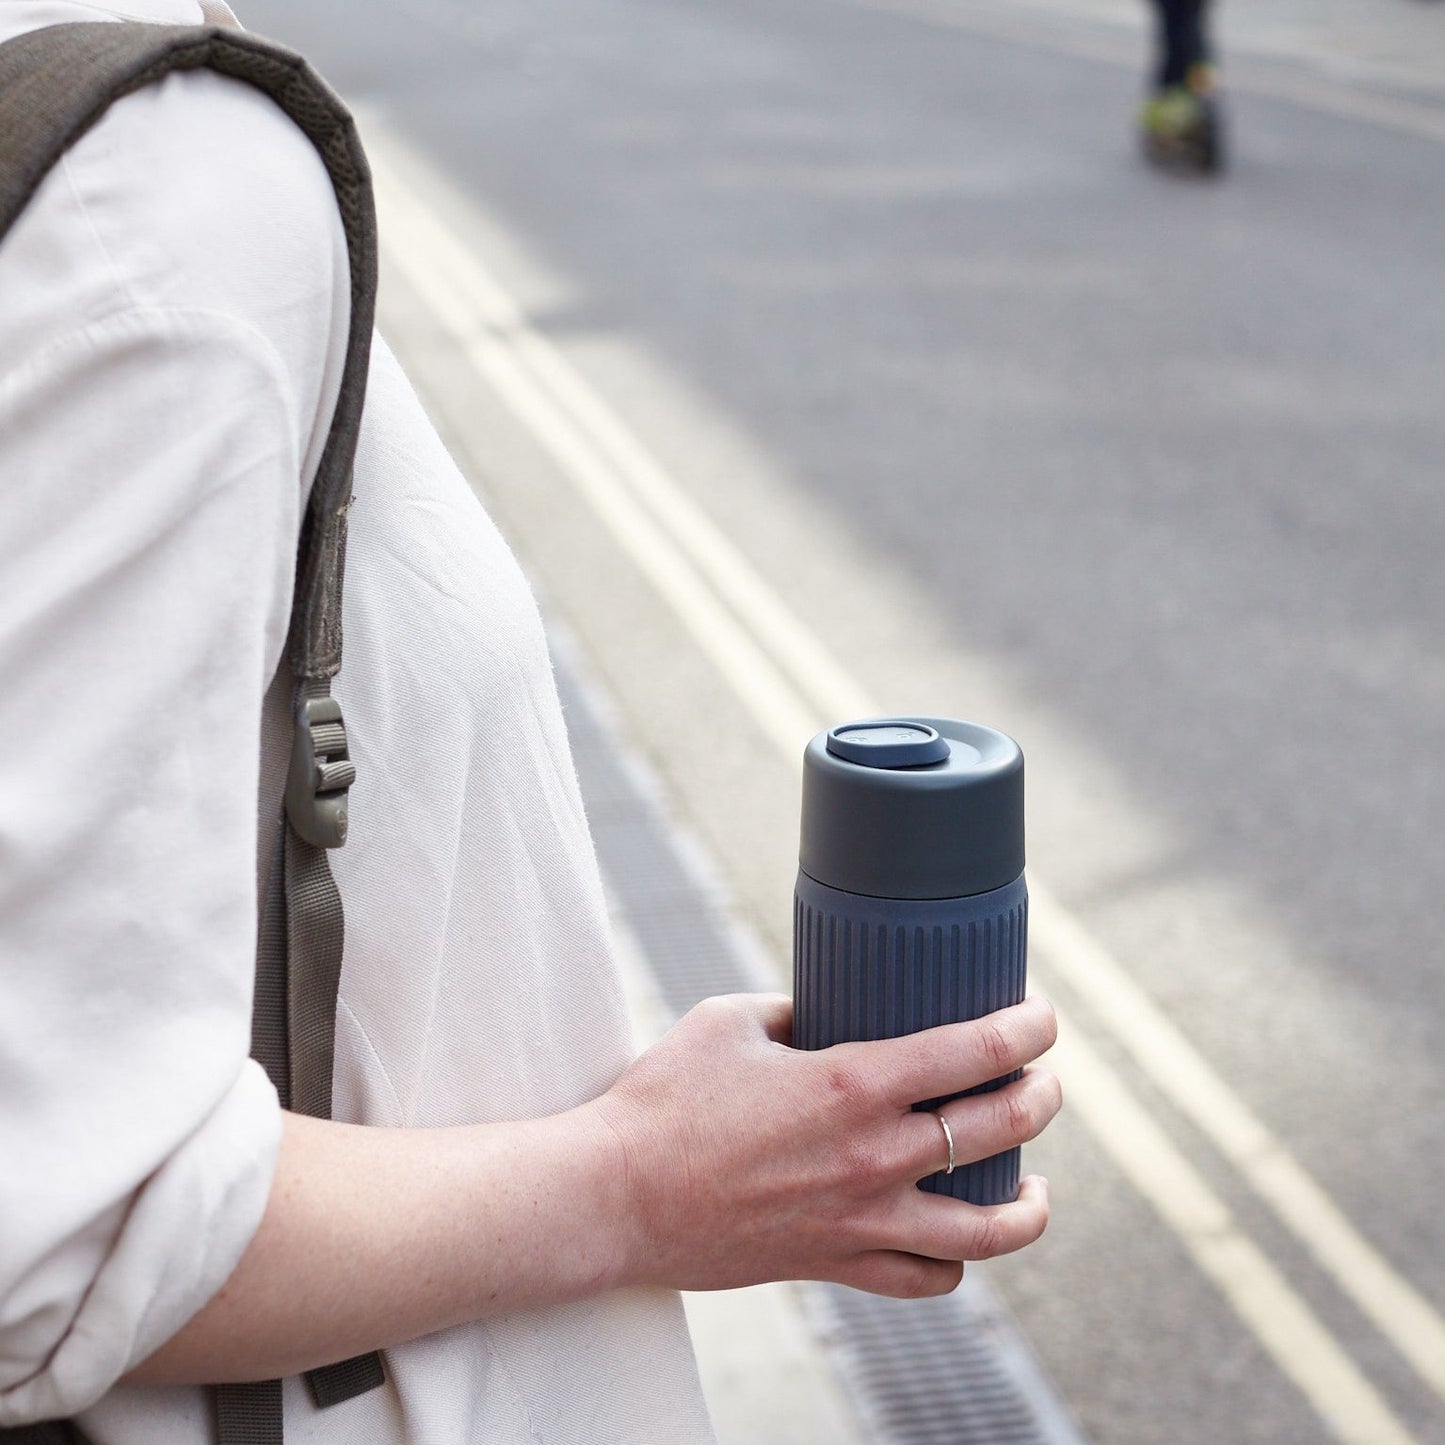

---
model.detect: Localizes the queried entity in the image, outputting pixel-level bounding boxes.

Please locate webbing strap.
[252,683,352,1123]
[231,678,385,1430]
[306,1352,388,1411]
[214,1381,282,1445]
[284,813,346,1121]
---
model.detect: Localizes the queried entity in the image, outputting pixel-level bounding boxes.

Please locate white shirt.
[0,2,715,1439]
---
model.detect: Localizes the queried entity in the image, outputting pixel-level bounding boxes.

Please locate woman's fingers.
[877,1174,1053,1265]
[855,996,1058,1107]
[906,1066,1063,1180]
[834,1176,1052,1298]
[834,1251,966,1300]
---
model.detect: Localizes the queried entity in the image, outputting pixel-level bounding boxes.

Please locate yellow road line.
[1048,1009,1418,1445]
[367,124,1435,1444]
[1031,883,1445,1404]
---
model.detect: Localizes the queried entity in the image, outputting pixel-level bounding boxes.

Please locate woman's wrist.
[492,1102,639,1303]
[128,1104,639,1387]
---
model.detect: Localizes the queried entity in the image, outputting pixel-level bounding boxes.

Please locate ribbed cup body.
[793,870,1028,1205]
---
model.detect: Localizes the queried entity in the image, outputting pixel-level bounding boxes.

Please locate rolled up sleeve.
[0,1067,283,1424]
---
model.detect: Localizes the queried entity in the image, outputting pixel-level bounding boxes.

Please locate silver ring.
[934,1111,956,1176]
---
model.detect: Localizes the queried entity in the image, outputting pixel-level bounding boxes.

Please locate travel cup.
[792,718,1028,1205]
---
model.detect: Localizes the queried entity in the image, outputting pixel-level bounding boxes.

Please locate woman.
[0,2,1061,1441]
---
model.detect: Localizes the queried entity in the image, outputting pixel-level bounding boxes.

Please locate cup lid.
[800,716,1024,900]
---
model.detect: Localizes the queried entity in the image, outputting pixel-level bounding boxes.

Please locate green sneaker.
[1139,67,1224,174]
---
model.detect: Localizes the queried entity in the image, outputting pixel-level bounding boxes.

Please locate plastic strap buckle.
[284,695,355,849]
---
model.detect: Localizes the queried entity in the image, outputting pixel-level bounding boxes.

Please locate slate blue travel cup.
[792,718,1027,1205]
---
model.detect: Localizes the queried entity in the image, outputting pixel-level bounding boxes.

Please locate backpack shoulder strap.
[0,20,376,681]
[0,22,382,1442]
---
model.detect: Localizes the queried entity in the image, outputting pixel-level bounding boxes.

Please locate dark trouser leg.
[1152,0,1211,88]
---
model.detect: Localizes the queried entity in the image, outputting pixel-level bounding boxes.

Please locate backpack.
[0,21,384,1444]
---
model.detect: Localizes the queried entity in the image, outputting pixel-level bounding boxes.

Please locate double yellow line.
[365,122,1443,1445]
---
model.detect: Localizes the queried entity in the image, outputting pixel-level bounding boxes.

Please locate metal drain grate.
[551,630,1086,1445]
[812,1284,1086,1445]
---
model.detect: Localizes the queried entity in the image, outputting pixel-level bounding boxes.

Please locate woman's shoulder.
[0,17,351,420]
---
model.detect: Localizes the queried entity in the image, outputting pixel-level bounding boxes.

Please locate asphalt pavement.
[239,1,1445,1440]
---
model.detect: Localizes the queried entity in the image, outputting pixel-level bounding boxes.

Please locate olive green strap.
[214,1382,283,1445]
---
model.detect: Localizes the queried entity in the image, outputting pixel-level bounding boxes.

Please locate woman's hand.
[589,993,1061,1299]
[128,994,1059,1387]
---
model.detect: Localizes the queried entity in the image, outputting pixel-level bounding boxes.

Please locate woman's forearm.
[128,993,1060,1387]
[126,1105,631,1385]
